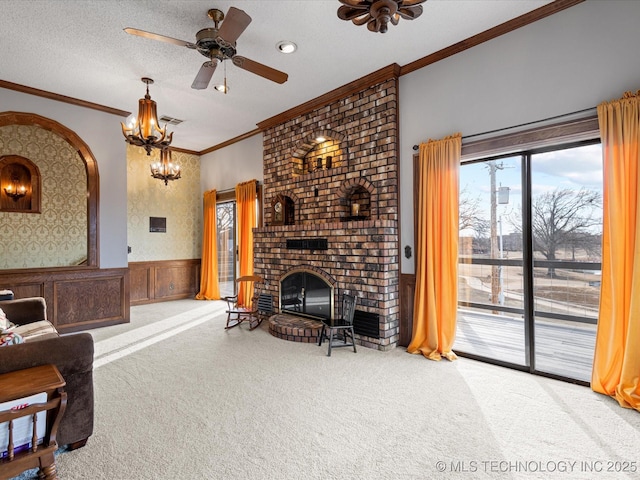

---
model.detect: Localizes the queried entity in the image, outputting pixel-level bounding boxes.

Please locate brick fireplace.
[254,72,400,351]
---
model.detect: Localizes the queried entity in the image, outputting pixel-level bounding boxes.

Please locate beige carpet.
[17,300,640,479]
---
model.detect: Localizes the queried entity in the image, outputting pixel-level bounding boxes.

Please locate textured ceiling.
[0,0,554,152]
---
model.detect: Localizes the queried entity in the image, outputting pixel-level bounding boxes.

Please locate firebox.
[280,268,334,322]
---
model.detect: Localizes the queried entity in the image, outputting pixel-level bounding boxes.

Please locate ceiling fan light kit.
[121,77,173,156]
[124,6,289,91]
[337,0,426,33]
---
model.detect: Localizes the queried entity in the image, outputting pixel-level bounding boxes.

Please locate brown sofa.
[0,297,94,450]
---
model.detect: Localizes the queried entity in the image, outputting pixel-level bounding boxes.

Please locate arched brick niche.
[290,129,348,176]
[339,177,377,220]
[270,193,296,226]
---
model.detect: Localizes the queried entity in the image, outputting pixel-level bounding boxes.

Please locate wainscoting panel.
[399,274,416,347]
[54,275,126,329]
[0,267,129,332]
[129,259,200,305]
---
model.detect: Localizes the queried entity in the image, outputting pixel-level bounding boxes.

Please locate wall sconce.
[150,148,181,185]
[122,77,173,155]
[3,175,27,201]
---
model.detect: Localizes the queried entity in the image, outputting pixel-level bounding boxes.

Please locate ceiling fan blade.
[124,28,196,49]
[232,56,288,84]
[337,6,370,21]
[353,14,372,26]
[217,7,252,45]
[397,5,424,20]
[191,60,218,90]
[339,0,370,6]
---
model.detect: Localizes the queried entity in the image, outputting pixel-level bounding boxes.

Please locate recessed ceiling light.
[315,136,326,143]
[276,41,297,54]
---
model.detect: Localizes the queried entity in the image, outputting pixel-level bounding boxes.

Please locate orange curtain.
[196,190,220,300]
[195,190,220,300]
[407,134,462,361]
[236,180,257,306]
[592,91,640,410]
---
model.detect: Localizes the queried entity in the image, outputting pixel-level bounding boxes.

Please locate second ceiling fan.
[125,6,288,90]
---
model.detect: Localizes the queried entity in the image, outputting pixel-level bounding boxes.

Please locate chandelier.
[121,77,173,155]
[337,0,426,33]
[150,148,181,185]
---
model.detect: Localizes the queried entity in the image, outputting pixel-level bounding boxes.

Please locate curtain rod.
[217,180,261,195]
[412,106,597,150]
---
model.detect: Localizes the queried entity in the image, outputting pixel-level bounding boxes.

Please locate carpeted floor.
[11,299,640,479]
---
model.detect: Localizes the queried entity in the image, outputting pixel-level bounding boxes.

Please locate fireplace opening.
[280,269,333,322]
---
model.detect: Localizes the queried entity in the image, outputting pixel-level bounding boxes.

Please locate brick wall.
[254,77,399,350]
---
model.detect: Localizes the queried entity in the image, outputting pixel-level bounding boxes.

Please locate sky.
[460,143,603,236]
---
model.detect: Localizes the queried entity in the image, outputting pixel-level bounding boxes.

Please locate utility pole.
[488,161,505,312]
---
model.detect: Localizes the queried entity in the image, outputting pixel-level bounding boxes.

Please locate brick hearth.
[254,74,400,351]
[268,313,324,343]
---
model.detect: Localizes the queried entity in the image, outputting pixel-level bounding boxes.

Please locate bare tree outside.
[459,186,484,232]
[509,187,602,276]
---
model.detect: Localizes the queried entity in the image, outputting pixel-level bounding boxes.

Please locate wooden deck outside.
[454,309,596,383]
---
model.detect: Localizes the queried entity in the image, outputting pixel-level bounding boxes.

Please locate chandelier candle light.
[3,176,27,201]
[151,148,181,185]
[121,77,173,155]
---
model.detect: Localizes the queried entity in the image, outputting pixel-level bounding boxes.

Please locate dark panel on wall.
[8,283,44,299]
[54,275,125,328]
[128,259,200,306]
[0,267,129,332]
[399,274,416,347]
[129,265,152,303]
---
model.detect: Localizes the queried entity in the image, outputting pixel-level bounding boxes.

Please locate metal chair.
[318,294,357,356]
[223,275,264,330]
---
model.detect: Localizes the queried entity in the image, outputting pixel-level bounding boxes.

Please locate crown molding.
[0,79,130,117]
[199,128,262,156]
[400,0,585,76]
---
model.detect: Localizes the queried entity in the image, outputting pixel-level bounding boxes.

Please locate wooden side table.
[0,364,67,480]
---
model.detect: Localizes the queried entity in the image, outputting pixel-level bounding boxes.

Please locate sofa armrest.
[0,297,47,325]
[0,332,93,377]
[0,332,95,447]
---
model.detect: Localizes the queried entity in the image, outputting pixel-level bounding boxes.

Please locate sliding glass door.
[458,156,527,366]
[216,200,236,298]
[530,145,601,381]
[455,142,602,383]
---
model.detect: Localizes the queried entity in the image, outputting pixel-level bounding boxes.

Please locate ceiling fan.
[124,6,288,90]
[338,0,426,33]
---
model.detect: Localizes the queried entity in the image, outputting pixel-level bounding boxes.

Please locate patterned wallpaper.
[0,125,87,268]
[127,145,202,262]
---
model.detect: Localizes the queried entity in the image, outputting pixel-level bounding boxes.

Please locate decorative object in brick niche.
[271,194,294,226]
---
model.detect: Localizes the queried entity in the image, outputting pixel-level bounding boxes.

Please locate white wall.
[200,133,263,194]
[0,88,128,268]
[399,0,640,274]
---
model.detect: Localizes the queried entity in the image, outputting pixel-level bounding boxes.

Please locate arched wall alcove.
[0,155,41,213]
[339,176,377,220]
[0,111,99,267]
[290,129,348,176]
